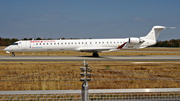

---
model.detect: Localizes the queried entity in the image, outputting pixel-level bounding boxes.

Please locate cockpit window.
[12,43,18,45]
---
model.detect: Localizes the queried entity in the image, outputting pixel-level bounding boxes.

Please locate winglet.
[117,42,127,49]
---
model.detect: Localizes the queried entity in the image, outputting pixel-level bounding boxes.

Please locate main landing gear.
[92,52,99,57]
[12,52,15,57]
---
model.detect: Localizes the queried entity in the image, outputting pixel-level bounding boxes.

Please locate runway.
[0,55,180,61]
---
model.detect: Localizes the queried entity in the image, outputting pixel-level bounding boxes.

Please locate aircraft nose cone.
[4,47,8,51]
[4,47,10,51]
[4,47,11,53]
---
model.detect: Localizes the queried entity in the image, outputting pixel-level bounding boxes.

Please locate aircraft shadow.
[77,56,112,59]
[78,56,102,58]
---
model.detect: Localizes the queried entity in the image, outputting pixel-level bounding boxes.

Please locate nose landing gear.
[12,52,15,57]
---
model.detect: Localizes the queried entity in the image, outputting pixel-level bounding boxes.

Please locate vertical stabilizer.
[143,26,166,40]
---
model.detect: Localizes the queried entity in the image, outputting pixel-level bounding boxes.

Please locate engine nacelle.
[129,37,144,44]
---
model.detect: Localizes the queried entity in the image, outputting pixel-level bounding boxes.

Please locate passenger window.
[68,42,70,44]
[50,43,52,45]
[95,42,97,44]
[43,43,45,45]
[47,43,48,45]
[39,43,41,45]
[82,42,83,44]
[36,43,38,45]
[54,43,56,45]
[61,43,63,45]
[71,42,73,44]
[90,42,92,44]
[107,42,108,44]
[79,42,80,44]
[99,42,101,44]
[85,42,87,44]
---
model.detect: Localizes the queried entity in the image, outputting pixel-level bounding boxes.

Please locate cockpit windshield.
[11,43,18,45]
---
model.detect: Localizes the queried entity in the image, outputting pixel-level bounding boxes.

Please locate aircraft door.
[21,41,29,50]
[18,41,21,49]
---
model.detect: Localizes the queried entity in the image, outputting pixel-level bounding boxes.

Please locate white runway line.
[133,62,180,64]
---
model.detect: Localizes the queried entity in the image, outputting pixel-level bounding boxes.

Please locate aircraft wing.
[78,42,129,53]
[78,47,112,53]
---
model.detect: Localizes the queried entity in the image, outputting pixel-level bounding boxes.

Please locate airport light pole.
[80,60,91,101]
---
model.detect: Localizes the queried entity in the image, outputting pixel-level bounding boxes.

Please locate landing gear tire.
[92,53,99,57]
[12,52,15,57]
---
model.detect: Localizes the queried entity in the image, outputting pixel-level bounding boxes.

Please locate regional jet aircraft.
[4,26,174,57]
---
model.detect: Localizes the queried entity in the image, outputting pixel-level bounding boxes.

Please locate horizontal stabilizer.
[166,27,176,29]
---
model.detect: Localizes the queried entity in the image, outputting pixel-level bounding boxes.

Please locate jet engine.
[129,37,144,44]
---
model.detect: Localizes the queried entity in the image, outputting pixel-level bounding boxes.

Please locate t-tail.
[142,26,166,41]
[140,26,175,48]
[141,26,175,44]
[120,26,175,49]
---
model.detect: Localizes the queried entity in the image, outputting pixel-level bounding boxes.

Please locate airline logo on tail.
[117,42,127,49]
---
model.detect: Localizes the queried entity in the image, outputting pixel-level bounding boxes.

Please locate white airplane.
[4,26,174,57]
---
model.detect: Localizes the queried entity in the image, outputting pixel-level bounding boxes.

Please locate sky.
[0,0,180,41]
